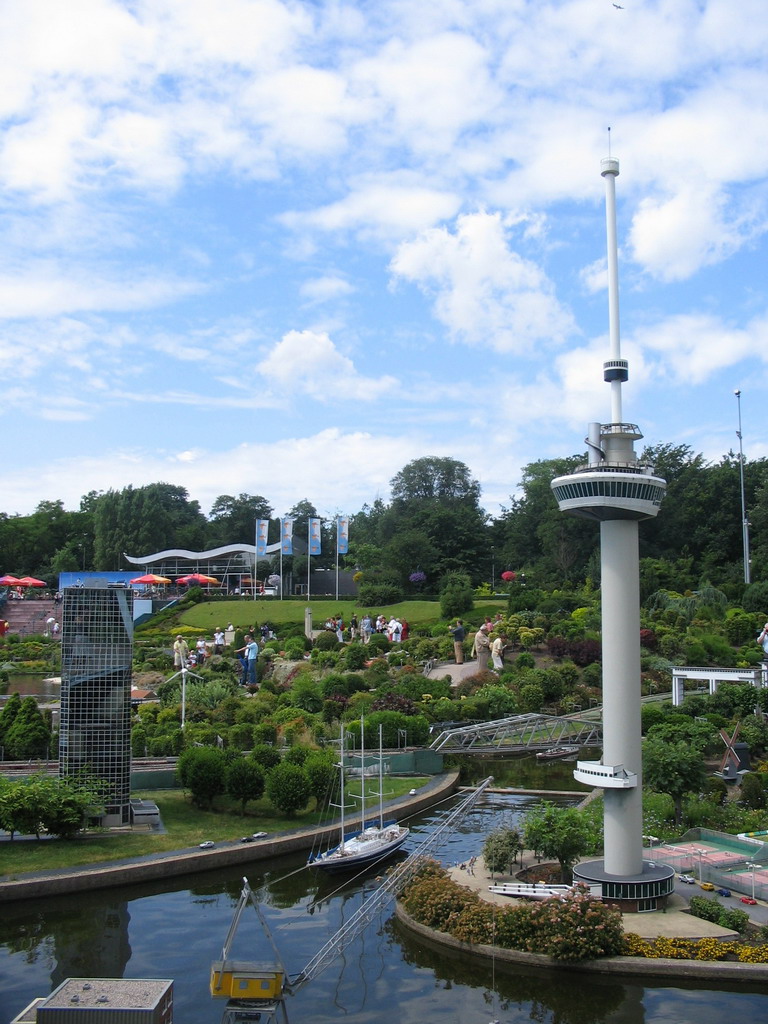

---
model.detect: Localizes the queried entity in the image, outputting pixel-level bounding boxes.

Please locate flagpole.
[253,517,258,602]
[335,517,339,602]
[307,521,311,598]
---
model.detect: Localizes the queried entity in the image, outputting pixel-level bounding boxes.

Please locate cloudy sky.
[1,0,767,523]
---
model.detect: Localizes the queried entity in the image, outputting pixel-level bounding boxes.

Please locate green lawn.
[0,776,429,877]
[177,598,507,631]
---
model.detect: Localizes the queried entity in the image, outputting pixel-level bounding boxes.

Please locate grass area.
[176,598,507,631]
[0,776,430,878]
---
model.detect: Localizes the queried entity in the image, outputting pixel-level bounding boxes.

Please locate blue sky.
[1,0,767,522]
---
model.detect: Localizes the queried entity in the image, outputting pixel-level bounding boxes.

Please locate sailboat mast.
[378,724,384,830]
[360,715,366,830]
[338,723,345,854]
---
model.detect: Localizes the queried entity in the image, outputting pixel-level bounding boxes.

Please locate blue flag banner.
[309,518,321,556]
[255,520,269,558]
[336,516,349,555]
[281,517,294,555]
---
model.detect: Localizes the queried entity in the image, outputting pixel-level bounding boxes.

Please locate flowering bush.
[399,868,625,961]
[409,571,427,584]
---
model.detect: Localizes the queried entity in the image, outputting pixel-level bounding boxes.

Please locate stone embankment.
[0,773,459,903]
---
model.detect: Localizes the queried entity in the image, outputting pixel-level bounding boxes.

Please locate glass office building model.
[60,585,134,826]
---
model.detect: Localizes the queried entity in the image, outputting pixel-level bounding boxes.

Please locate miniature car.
[240,835,256,843]
[699,881,715,891]
[251,831,268,839]
[716,887,731,897]
[198,840,215,849]
[741,896,758,905]
[678,874,696,884]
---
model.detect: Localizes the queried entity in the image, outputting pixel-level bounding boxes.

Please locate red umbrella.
[130,574,172,584]
[0,575,21,586]
[16,576,46,587]
[177,573,220,585]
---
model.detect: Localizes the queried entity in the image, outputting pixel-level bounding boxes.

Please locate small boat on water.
[309,722,409,872]
[536,745,579,761]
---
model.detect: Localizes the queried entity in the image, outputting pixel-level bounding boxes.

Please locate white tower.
[550,157,674,910]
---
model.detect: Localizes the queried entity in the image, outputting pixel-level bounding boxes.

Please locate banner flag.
[309,518,322,556]
[255,520,269,558]
[281,517,294,555]
[336,516,349,555]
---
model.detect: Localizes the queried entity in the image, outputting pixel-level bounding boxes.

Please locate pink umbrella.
[0,575,21,586]
[177,573,220,585]
[16,576,46,587]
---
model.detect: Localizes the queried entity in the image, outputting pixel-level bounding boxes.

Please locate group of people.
[449,615,508,671]
[172,626,263,686]
[322,613,410,644]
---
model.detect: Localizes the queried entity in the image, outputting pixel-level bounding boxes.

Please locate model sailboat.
[309,721,409,872]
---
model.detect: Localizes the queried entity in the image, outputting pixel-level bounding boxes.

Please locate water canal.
[3,785,768,1024]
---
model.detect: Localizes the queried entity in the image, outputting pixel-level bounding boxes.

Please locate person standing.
[758,623,768,660]
[173,635,189,669]
[472,624,491,671]
[244,634,260,686]
[449,620,466,664]
[361,614,372,643]
[491,632,507,671]
[213,628,225,655]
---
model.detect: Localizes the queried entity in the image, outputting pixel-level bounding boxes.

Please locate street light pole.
[735,390,751,584]
[747,861,758,900]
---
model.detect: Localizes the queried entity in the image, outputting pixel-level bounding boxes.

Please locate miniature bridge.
[429,712,602,754]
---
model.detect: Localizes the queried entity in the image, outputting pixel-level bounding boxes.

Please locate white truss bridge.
[428,712,602,754]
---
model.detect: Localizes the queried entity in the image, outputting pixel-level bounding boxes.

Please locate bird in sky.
[613,3,624,8]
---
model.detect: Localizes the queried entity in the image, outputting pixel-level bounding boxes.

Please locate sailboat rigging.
[308,721,409,872]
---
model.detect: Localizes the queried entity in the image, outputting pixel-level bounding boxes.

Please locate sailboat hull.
[310,823,410,872]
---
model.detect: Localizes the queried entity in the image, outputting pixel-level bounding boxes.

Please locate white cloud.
[389,210,575,352]
[300,275,355,304]
[0,263,202,319]
[282,178,461,242]
[256,329,398,401]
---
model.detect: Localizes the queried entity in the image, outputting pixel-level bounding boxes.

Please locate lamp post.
[746,861,759,900]
[735,390,751,584]
[694,848,705,882]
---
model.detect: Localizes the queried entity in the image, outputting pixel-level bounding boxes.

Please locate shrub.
[314,631,341,652]
[358,581,403,605]
[439,572,474,618]
[284,638,308,661]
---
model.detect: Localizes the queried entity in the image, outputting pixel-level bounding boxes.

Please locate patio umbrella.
[16,576,46,587]
[0,575,21,586]
[130,574,172,585]
[177,573,220,585]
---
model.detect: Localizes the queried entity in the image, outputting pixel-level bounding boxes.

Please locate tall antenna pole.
[735,389,751,584]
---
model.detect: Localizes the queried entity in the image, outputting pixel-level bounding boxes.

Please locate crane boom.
[289,775,494,992]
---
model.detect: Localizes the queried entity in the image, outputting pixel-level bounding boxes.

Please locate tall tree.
[93,483,207,567]
[387,457,489,582]
[208,494,273,547]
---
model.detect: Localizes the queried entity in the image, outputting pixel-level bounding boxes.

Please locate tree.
[225,757,265,815]
[643,735,707,825]
[482,826,522,875]
[304,750,338,809]
[439,571,474,617]
[523,801,589,881]
[177,747,227,809]
[93,483,207,568]
[265,762,311,816]
[208,494,273,547]
[3,697,51,759]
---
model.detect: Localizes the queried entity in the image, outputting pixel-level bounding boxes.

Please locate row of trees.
[2,446,767,594]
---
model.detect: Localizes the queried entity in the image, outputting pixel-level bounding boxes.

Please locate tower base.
[573,859,675,913]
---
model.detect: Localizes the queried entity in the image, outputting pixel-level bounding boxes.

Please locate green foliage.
[482,826,522,873]
[313,631,341,652]
[0,774,103,839]
[251,744,282,771]
[265,761,311,816]
[176,747,227,809]
[225,757,265,814]
[3,696,51,758]
[399,862,625,961]
[523,801,590,880]
[439,571,474,618]
[643,735,707,824]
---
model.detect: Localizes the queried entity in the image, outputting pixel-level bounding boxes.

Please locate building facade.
[60,585,134,826]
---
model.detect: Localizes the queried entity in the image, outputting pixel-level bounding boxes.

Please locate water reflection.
[2,792,768,1024]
